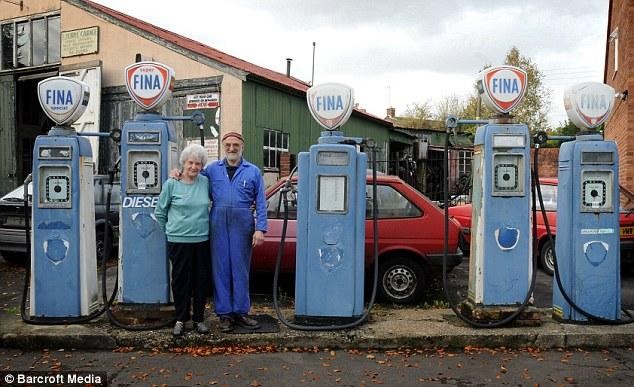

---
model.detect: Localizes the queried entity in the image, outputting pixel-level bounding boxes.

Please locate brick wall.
[530,148,559,178]
[605,0,634,192]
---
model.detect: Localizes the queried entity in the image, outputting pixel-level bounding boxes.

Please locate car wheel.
[0,251,26,265]
[540,239,555,276]
[378,256,428,304]
[95,229,113,262]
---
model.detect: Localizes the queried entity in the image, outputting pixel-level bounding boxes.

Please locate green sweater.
[154,175,210,243]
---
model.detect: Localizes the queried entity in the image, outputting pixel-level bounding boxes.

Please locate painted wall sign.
[124,61,175,110]
[306,83,354,130]
[61,26,99,58]
[564,82,615,130]
[477,66,528,114]
[37,76,90,126]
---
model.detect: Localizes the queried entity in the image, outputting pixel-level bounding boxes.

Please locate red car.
[448,178,634,274]
[252,174,464,304]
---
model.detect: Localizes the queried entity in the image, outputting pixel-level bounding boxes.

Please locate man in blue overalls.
[204,131,267,332]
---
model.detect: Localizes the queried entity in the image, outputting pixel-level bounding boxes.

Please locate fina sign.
[37,76,90,126]
[306,83,354,130]
[125,61,175,111]
[564,82,615,130]
[477,65,527,114]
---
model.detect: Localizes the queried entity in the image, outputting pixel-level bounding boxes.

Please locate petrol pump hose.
[441,118,538,328]
[19,174,110,325]
[272,140,380,331]
[532,133,633,325]
[101,162,177,330]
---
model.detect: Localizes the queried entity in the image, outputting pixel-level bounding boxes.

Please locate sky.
[91,0,610,128]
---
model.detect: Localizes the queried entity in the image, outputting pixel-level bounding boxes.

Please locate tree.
[404,101,433,120]
[435,94,466,123]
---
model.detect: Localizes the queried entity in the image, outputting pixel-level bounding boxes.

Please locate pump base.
[459,301,542,327]
[294,314,363,327]
[111,303,175,325]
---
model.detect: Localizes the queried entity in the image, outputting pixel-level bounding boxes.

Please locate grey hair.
[179,144,208,166]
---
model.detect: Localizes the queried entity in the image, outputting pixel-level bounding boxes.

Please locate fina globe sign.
[307,83,354,130]
[37,76,90,126]
[477,65,527,114]
[564,82,615,130]
[125,61,175,111]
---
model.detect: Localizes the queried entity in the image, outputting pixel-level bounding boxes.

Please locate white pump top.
[563,82,615,130]
[37,76,90,126]
[307,83,354,131]
[124,61,175,111]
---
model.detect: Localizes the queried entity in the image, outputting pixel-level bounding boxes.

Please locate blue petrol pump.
[462,66,537,323]
[29,76,99,319]
[293,83,368,325]
[552,82,622,322]
[117,62,179,305]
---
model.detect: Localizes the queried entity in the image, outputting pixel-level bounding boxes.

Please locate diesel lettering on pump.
[122,196,159,208]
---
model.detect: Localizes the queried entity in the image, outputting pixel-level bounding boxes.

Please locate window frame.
[262,128,289,171]
[0,12,60,72]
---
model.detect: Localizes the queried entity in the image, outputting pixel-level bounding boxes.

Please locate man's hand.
[252,230,265,247]
[169,168,182,179]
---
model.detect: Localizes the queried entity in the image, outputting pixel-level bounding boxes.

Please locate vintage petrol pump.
[294,83,367,324]
[467,66,533,310]
[30,76,99,318]
[117,62,178,304]
[552,82,621,322]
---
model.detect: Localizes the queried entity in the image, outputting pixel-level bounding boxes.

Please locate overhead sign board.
[477,66,527,114]
[37,76,90,126]
[564,82,615,130]
[125,61,175,111]
[306,83,354,130]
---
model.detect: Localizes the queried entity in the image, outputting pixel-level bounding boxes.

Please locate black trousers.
[167,240,211,323]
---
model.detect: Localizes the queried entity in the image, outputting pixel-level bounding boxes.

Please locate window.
[263,128,289,170]
[266,182,423,220]
[536,184,557,212]
[366,184,422,219]
[458,150,472,177]
[0,14,60,71]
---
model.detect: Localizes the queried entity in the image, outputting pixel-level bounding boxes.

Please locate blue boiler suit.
[203,158,267,317]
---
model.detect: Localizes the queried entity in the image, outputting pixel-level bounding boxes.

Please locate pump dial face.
[45,176,70,202]
[494,164,519,191]
[133,161,158,190]
[582,180,607,208]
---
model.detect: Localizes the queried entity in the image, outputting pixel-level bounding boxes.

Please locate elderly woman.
[155,144,211,336]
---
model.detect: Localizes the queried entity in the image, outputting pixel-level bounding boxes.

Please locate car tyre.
[95,229,113,263]
[540,239,555,276]
[0,251,26,265]
[378,256,429,304]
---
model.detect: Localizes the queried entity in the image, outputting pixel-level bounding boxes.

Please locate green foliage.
[458,47,552,134]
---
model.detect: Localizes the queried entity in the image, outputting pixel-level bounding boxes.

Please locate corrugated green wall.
[241,81,391,167]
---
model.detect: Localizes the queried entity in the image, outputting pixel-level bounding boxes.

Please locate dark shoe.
[194,321,209,334]
[235,315,260,330]
[172,321,184,337]
[219,316,233,332]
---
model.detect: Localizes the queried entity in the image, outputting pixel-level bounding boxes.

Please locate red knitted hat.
[221,131,244,143]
